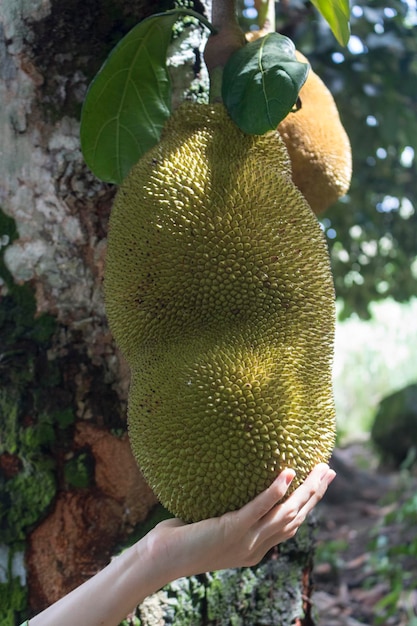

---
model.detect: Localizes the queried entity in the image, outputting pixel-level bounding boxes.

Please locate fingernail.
[319,465,330,481]
[285,470,296,485]
[326,470,336,485]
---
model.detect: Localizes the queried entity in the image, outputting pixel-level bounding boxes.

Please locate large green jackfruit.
[104,103,336,523]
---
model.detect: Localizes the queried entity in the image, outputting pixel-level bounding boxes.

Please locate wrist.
[143,521,203,585]
[138,526,182,589]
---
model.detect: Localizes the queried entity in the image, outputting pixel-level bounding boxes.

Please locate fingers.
[244,466,335,563]
[238,468,296,525]
[259,465,335,542]
[282,464,335,522]
[153,465,335,575]
[224,464,334,567]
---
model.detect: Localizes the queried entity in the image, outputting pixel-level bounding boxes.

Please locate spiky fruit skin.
[278,51,352,215]
[105,103,336,522]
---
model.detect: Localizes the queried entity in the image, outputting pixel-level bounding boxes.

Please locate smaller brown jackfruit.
[278,51,352,214]
[246,32,351,214]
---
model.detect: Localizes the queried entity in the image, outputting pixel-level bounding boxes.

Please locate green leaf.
[80,15,172,183]
[310,0,351,46]
[80,10,215,184]
[80,17,174,184]
[222,33,309,136]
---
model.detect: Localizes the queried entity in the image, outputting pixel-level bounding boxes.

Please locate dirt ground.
[311,442,417,626]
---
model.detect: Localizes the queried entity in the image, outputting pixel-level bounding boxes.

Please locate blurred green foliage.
[0,570,27,626]
[63,451,95,488]
[278,0,417,318]
[332,298,417,438]
[0,391,58,544]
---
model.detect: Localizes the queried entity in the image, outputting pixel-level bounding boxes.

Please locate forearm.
[27,465,335,626]
[29,534,171,626]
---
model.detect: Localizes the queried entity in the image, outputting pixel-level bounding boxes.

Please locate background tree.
[0,0,415,624]
[277,0,417,318]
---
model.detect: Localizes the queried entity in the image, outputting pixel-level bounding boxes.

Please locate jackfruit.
[104,103,336,522]
[246,32,351,214]
[278,50,352,214]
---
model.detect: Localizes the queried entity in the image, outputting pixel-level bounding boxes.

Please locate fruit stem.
[211,0,237,29]
[204,0,246,103]
[261,0,276,33]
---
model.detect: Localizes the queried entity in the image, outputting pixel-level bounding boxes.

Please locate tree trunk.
[0,1,316,624]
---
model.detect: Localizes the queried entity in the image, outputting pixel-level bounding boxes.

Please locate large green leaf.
[310,0,351,46]
[222,33,309,136]
[80,15,173,183]
[80,9,214,184]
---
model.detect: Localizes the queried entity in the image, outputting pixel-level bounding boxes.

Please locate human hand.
[146,463,335,581]
[27,464,334,626]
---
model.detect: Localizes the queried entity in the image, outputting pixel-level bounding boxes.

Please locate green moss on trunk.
[1,209,73,624]
[0,548,28,626]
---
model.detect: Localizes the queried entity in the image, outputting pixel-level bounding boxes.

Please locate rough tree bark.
[0,1,317,624]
